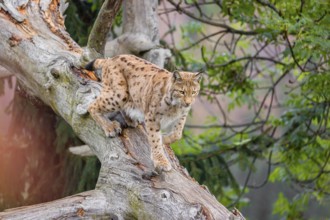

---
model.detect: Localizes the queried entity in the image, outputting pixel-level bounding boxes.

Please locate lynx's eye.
[175,89,185,95]
[175,90,185,95]
[192,90,197,95]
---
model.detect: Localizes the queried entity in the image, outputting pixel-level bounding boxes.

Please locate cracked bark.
[0,0,244,219]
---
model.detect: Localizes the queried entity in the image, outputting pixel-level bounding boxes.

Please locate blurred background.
[0,1,329,219]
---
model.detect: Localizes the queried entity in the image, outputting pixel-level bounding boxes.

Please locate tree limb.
[0,190,109,219]
[69,145,95,157]
[105,0,171,67]
[87,0,122,57]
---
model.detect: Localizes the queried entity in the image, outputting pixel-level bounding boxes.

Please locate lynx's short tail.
[84,59,106,81]
[85,59,106,71]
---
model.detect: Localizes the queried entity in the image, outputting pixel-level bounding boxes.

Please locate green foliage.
[65,1,95,45]
[273,193,309,219]
[180,21,204,45]
[65,0,122,46]
[64,155,100,195]
[164,0,330,218]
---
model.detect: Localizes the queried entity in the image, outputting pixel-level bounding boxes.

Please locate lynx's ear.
[173,70,182,81]
[194,72,203,82]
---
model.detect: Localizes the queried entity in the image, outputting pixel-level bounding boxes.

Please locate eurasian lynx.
[86,55,201,172]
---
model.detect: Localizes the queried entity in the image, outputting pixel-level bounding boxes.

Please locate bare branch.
[210,56,287,68]
[69,145,95,157]
[255,0,281,16]
[284,31,305,72]
[180,30,227,51]
[87,0,123,56]
[167,0,260,36]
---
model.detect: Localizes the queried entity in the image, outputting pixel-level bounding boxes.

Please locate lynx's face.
[170,71,202,107]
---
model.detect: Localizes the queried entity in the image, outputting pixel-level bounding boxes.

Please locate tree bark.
[0,66,13,78]
[0,0,244,219]
[105,0,171,67]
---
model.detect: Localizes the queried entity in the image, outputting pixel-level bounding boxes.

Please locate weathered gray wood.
[0,0,28,22]
[0,0,244,219]
[105,0,171,67]
[0,190,110,220]
[69,145,94,157]
[0,66,12,78]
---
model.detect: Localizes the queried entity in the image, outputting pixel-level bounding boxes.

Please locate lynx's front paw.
[154,157,172,172]
[125,117,139,128]
[102,120,122,137]
[162,135,171,145]
[163,133,181,145]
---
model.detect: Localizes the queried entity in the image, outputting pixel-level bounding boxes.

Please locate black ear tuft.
[173,70,182,81]
[85,60,96,71]
[194,72,203,82]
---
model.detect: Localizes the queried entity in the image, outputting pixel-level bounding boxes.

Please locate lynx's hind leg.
[88,88,128,137]
[121,111,139,128]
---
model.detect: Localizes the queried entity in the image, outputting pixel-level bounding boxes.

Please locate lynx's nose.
[184,99,192,107]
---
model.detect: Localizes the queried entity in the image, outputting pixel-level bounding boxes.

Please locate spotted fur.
[87,54,201,172]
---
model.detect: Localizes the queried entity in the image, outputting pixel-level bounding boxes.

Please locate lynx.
[86,55,201,172]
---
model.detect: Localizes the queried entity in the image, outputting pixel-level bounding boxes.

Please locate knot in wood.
[160,190,170,200]
[76,208,85,217]
[109,153,119,160]
[50,68,60,79]
[9,35,22,47]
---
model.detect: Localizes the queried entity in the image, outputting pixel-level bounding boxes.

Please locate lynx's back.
[90,55,172,110]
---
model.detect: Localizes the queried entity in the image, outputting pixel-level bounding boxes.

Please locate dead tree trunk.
[0,0,244,219]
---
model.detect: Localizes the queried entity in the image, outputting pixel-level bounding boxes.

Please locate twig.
[211,56,287,68]
[180,30,227,51]
[167,0,261,36]
[255,0,281,16]
[284,31,305,72]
